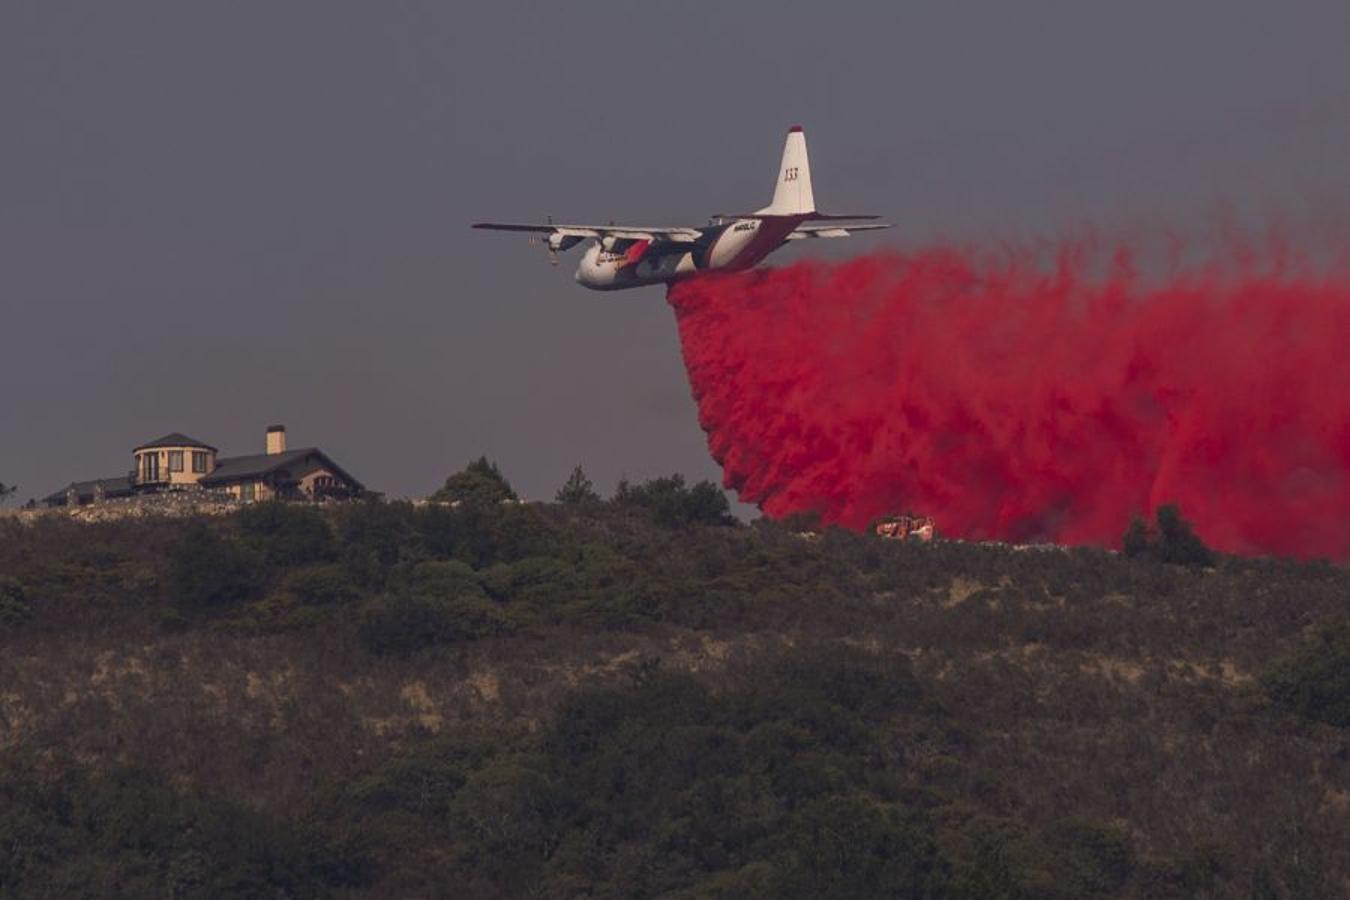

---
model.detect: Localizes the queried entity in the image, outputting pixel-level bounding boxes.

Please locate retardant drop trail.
[666,244,1350,558]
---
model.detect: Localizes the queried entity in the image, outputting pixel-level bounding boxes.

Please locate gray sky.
[4,1,1348,506]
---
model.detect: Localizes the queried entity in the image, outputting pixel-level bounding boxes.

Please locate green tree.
[555,465,600,505]
[430,457,518,507]
[613,474,733,528]
[0,482,15,505]
[417,501,551,569]
[1121,505,1214,567]
[1154,504,1215,566]
[1121,516,1152,559]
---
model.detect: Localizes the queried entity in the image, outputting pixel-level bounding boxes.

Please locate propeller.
[528,215,560,266]
[527,236,559,266]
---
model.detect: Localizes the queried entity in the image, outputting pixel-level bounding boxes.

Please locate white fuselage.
[574,215,804,291]
[476,126,889,290]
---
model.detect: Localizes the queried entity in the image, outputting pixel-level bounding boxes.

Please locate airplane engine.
[548,234,583,253]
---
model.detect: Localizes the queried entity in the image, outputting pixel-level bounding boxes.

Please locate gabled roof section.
[133,432,218,453]
[200,448,365,492]
[200,448,310,483]
[42,475,134,504]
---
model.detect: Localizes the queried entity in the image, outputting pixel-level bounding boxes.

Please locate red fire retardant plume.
[667,245,1350,558]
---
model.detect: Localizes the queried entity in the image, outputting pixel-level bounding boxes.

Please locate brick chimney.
[266,425,287,455]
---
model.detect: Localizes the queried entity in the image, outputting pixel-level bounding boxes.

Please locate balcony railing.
[133,467,171,486]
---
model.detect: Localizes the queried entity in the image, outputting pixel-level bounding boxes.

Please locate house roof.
[44,439,365,503]
[42,475,134,504]
[200,448,365,491]
[132,432,218,453]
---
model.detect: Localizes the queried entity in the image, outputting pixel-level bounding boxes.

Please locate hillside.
[1,484,1347,898]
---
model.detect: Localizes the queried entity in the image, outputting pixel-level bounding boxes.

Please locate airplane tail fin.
[757,125,815,216]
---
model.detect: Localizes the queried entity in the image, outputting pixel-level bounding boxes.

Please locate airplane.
[472,126,890,291]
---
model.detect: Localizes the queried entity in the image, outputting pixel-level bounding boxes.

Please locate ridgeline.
[1,465,1347,898]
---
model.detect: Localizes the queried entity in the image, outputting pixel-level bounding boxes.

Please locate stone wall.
[1,490,243,524]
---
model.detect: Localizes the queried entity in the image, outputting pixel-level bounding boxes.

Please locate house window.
[192,451,208,473]
[168,451,184,472]
[142,453,159,482]
[240,483,255,502]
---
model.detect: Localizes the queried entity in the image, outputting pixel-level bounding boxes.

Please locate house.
[43,425,365,507]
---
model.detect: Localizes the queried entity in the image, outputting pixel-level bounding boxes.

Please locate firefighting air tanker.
[473,127,890,291]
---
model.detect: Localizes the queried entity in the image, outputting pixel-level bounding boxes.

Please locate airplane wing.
[472,222,705,243]
[785,223,893,240]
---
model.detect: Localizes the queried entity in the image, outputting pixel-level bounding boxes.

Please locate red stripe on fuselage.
[721,215,804,271]
[623,239,651,267]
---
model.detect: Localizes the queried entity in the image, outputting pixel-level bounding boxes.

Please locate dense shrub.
[766,794,950,899]
[405,559,483,598]
[1262,622,1350,727]
[1011,819,1136,899]
[722,645,924,764]
[279,563,363,606]
[357,592,512,656]
[0,576,31,628]
[0,761,369,897]
[508,653,948,895]
[445,754,562,887]
[237,501,336,566]
[337,500,415,587]
[5,485,1350,896]
[478,556,573,602]
[165,522,263,610]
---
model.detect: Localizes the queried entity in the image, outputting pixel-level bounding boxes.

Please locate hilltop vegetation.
[0,464,1347,897]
